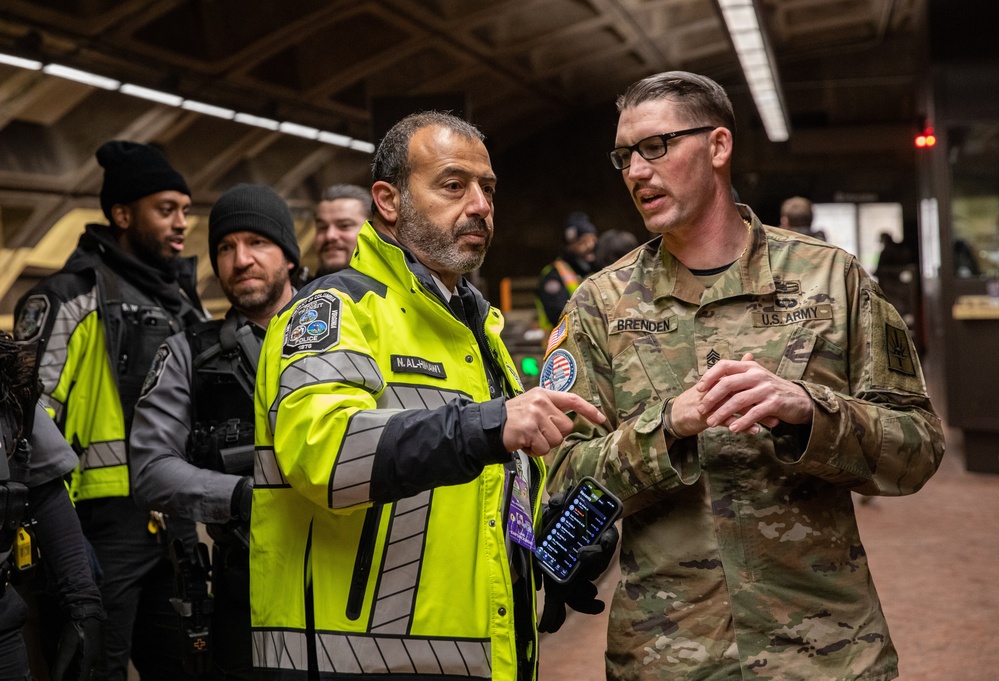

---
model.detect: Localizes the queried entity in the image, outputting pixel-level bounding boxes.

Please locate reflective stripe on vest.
[269,351,384,431]
[253,446,288,488]
[37,289,97,397]
[252,629,492,677]
[79,439,126,470]
[369,490,431,634]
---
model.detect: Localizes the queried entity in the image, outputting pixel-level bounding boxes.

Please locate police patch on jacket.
[540,349,576,392]
[139,344,171,400]
[391,354,446,379]
[15,295,49,341]
[283,291,341,356]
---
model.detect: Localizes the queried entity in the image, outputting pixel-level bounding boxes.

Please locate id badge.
[506,450,536,551]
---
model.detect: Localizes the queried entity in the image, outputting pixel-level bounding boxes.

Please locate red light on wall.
[915,127,936,148]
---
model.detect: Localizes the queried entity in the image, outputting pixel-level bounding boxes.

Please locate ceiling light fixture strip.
[716,0,789,142]
[0,51,372,152]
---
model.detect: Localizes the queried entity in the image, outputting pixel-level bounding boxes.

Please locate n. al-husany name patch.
[390,354,447,379]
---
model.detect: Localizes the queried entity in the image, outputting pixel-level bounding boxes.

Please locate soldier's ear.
[371,181,400,225]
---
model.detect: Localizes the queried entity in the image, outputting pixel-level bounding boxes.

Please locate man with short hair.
[546,71,945,680]
[535,211,598,331]
[130,183,299,680]
[249,111,607,680]
[780,195,825,240]
[313,183,371,276]
[14,140,206,680]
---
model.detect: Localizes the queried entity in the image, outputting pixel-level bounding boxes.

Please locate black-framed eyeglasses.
[609,126,715,170]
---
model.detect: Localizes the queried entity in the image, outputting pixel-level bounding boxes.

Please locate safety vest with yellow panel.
[251,223,544,680]
[13,227,203,501]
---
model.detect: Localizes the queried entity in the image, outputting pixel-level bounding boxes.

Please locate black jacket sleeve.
[28,478,104,620]
[369,397,509,502]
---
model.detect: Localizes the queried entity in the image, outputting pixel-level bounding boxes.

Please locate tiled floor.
[539,427,999,680]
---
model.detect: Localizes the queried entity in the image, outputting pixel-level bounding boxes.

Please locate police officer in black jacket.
[129,184,299,680]
[1,330,104,680]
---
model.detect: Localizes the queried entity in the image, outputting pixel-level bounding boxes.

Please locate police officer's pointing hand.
[502,388,605,456]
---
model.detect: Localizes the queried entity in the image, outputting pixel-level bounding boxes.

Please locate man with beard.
[14,140,206,681]
[545,71,944,680]
[130,183,299,680]
[249,111,608,680]
[313,183,371,277]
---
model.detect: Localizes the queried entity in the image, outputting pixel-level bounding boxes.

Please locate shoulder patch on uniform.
[544,279,562,295]
[140,344,171,400]
[540,349,577,392]
[885,322,916,376]
[545,317,568,358]
[283,291,342,357]
[15,295,49,341]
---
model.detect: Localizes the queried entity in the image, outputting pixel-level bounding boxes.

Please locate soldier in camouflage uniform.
[542,71,945,680]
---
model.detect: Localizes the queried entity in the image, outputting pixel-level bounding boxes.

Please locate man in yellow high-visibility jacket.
[250,112,607,680]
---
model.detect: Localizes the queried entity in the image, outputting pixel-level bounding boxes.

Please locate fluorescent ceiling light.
[1,50,375,153]
[181,99,236,119]
[234,112,280,130]
[0,52,42,70]
[716,0,789,142]
[317,131,353,147]
[279,121,320,139]
[348,140,376,153]
[43,63,120,90]
[120,83,183,106]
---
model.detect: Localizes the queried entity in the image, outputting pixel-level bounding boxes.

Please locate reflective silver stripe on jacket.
[37,289,98,395]
[328,410,403,508]
[370,491,432,633]
[254,446,289,487]
[379,385,468,410]
[251,629,309,670]
[314,631,491,677]
[79,439,126,471]
[270,351,384,431]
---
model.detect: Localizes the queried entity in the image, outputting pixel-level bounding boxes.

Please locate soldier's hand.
[503,388,605,457]
[693,352,812,434]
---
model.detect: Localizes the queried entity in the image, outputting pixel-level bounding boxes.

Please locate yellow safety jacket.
[13,225,203,501]
[251,223,543,680]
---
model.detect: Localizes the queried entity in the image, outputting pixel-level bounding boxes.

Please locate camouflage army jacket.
[545,206,944,681]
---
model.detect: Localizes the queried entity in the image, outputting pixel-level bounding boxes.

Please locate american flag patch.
[545,317,568,358]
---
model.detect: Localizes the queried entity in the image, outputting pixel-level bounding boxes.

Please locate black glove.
[536,493,620,634]
[50,616,102,681]
[230,475,254,522]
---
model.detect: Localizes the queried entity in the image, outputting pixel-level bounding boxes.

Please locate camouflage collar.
[652,205,777,305]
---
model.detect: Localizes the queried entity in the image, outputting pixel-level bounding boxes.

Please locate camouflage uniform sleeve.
[790,258,945,495]
[547,282,699,517]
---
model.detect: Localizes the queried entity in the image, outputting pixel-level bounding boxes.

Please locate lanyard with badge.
[506,449,535,551]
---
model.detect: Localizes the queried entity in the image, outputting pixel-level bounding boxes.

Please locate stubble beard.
[397,191,491,276]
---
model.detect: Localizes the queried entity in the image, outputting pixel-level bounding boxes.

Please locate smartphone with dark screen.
[534,477,622,584]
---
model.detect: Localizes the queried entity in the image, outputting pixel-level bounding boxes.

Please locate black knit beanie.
[208,183,301,274]
[96,140,190,220]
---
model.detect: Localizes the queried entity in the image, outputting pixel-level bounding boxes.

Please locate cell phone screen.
[534,477,621,583]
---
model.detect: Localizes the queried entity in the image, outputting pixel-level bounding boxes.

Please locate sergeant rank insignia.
[540,349,576,392]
